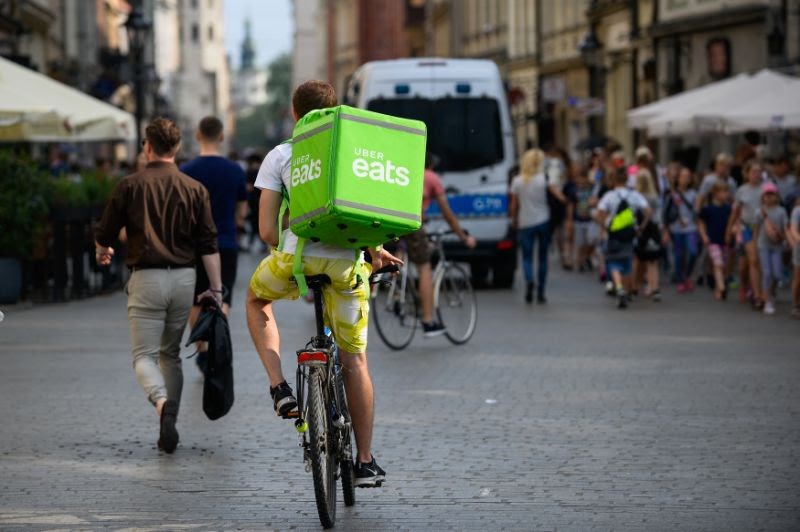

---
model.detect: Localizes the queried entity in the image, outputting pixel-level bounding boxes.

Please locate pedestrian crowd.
[509,142,800,317]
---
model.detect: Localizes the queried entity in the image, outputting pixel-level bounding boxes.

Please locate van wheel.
[492,264,515,289]
[470,262,490,289]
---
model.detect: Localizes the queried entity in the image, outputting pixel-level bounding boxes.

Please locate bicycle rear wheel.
[371,272,417,350]
[334,371,356,507]
[436,263,477,344]
[306,369,337,528]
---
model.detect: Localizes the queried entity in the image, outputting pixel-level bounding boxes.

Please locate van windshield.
[367,97,504,173]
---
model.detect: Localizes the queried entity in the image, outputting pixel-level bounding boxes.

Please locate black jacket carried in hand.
[187,297,234,420]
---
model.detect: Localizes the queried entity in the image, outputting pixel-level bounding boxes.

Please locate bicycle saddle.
[304,274,332,289]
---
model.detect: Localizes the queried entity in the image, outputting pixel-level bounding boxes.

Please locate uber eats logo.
[291,154,322,187]
[351,148,410,187]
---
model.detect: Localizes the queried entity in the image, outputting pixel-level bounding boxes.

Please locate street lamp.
[124,7,152,149]
[579,29,603,136]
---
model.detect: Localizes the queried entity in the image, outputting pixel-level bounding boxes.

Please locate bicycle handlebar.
[368,264,400,286]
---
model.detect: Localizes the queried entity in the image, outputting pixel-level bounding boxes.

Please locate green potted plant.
[0,150,50,303]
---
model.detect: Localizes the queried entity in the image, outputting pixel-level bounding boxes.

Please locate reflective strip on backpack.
[339,113,427,136]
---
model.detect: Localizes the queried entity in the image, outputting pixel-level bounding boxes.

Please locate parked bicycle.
[371,229,477,349]
[293,264,397,529]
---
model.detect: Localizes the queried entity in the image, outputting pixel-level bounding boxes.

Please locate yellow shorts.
[249,250,372,354]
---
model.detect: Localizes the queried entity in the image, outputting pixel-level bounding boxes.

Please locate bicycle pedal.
[281,410,300,419]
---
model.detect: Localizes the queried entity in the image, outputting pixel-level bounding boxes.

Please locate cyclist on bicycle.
[405,152,476,336]
[245,80,402,487]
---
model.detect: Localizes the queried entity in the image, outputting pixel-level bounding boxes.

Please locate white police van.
[345,58,517,287]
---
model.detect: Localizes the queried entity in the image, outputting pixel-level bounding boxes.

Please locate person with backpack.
[245,80,402,488]
[754,183,788,315]
[596,167,652,309]
[665,166,700,293]
[510,148,568,304]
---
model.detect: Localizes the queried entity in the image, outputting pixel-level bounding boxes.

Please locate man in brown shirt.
[95,118,222,454]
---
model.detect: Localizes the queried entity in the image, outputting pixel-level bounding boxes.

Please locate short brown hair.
[292,80,337,119]
[198,116,223,141]
[613,166,628,185]
[145,118,181,157]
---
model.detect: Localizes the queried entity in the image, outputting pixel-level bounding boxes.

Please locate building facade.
[291,0,328,89]
[538,0,591,154]
[507,0,540,154]
[232,19,268,118]
[154,0,232,155]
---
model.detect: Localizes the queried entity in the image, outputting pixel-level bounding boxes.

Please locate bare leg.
[745,242,762,301]
[713,264,725,299]
[245,288,285,387]
[612,270,624,290]
[793,266,800,308]
[646,260,659,294]
[340,350,374,463]
[417,261,434,323]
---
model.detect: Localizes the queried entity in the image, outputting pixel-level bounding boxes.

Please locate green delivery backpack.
[282,105,427,294]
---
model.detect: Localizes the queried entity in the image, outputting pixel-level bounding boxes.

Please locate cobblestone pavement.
[1,252,799,531]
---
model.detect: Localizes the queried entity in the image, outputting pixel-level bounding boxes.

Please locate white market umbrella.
[626,73,749,130]
[721,80,800,133]
[0,55,135,142]
[627,69,798,137]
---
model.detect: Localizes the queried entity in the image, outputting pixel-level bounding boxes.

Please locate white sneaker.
[763,301,776,315]
[605,281,615,295]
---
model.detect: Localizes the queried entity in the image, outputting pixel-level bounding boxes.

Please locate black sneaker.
[354,456,386,488]
[158,399,179,454]
[525,282,534,304]
[422,321,447,338]
[536,293,547,304]
[617,289,628,309]
[270,381,298,418]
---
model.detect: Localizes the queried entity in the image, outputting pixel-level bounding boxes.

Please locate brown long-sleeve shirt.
[95,161,218,267]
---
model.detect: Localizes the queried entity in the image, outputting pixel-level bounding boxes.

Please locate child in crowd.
[565,167,599,272]
[666,167,700,293]
[596,168,652,309]
[727,160,764,308]
[789,198,800,318]
[634,168,664,300]
[698,182,733,300]
[754,182,788,315]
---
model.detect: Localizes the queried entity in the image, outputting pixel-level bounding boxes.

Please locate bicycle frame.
[295,282,351,471]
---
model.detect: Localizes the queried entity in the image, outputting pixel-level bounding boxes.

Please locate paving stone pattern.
[1,253,799,531]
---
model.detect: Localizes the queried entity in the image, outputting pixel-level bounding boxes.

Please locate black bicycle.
[293,264,397,529]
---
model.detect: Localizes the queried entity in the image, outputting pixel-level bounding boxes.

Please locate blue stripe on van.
[426,193,508,219]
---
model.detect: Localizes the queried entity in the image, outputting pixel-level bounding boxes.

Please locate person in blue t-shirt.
[181,117,247,366]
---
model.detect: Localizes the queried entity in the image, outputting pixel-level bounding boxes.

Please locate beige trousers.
[126,268,196,409]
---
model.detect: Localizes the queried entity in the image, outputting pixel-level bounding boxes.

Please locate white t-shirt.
[254,143,353,260]
[510,173,550,229]
[597,188,649,228]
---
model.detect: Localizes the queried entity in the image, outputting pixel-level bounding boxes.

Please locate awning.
[0,55,136,142]
[627,69,800,137]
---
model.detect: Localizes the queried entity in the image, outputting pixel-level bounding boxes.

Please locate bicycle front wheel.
[371,273,417,350]
[307,369,337,528]
[436,263,477,344]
